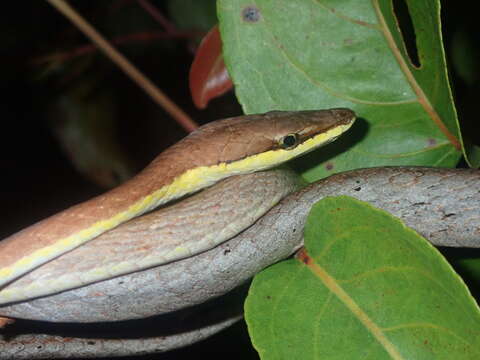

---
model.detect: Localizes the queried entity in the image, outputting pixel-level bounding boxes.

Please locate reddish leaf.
[189,24,233,109]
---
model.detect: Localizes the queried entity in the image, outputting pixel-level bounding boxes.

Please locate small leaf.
[450,25,480,87]
[167,0,218,32]
[190,24,233,109]
[454,257,480,284]
[245,196,480,359]
[49,78,134,188]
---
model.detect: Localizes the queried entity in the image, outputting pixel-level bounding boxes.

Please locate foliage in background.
[217,0,480,358]
[218,0,478,183]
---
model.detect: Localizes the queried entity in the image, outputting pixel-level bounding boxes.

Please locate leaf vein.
[313,0,379,30]
[300,248,406,360]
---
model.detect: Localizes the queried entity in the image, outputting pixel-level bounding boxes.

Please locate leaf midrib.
[297,247,405,360]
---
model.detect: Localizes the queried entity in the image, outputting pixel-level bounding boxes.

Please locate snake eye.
[280,133,300,149]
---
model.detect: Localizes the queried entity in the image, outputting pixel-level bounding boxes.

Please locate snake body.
[0,166,479,359]
[0,167,480,359]
[0,109,354,295]
[0,169,304,304]
[1,109,479,359]
[1,167,479,323]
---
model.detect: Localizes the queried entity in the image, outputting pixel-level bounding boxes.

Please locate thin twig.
[45,0,198,133]
[34,30,201,65]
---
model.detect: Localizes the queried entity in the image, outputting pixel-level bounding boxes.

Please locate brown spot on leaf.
[427,138,437,147]
[242,6,261,22]
[325,162,334,171]
[295,247,312,265]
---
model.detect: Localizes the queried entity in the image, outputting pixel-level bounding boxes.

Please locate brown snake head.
[155,108,356,167]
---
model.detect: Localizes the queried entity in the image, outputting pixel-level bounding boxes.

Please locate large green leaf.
[218,0,475,181]
[245,196,480,359]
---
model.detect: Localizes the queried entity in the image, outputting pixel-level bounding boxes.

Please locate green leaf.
[454,257,480,283]
[168,0,217,32]
[218,0,474,180]
[464,141,480,169]
[49,75,134,188]
[450,25,480,87]
[245,196,480,359]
